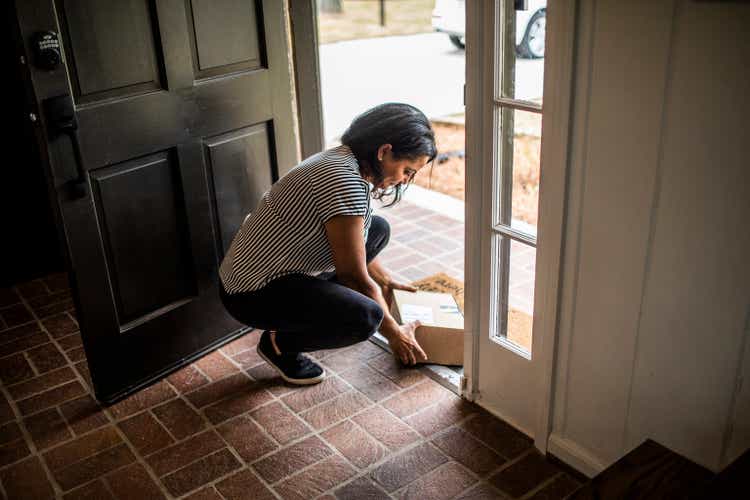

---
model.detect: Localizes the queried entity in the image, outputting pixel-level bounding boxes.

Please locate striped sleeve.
[312,165,369,223]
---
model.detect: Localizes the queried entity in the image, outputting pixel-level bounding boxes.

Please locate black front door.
[13,0,298,403]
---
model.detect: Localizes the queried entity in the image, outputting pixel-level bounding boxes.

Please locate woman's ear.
[376,144,393,162]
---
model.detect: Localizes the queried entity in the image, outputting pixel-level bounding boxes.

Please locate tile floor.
[0,273,582,500]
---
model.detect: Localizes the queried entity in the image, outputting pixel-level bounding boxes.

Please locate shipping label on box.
[391,290,464,366]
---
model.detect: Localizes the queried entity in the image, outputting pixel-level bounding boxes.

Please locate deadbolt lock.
[32,31,62,70]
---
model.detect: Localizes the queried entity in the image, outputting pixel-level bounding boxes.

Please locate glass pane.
[493,234,535,353]
[494,108,542,235]
[507,239,536,351]
[497,1,546,104]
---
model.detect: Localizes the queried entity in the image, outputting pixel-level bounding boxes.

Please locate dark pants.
[219,215,390,353]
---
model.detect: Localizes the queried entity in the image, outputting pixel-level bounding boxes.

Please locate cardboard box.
[391,289,464,366]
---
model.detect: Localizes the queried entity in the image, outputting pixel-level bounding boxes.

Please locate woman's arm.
[325,215,426,365]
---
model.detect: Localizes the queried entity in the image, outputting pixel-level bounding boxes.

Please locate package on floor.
[390,289,464,366]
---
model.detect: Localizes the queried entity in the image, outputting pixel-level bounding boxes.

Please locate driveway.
[319,32,545,143]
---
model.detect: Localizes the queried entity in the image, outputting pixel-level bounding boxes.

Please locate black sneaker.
[256,331,326,385]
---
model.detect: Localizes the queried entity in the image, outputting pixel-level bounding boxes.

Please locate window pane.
[493,234,535,353]
[496,1,546,104]
[494,108,542,235]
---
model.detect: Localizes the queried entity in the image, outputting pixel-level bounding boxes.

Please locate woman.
[219,103,437,385]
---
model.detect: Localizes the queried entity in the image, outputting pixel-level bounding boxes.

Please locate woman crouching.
[219,103,437,385]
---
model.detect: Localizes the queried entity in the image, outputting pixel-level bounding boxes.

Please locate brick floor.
[0,274,580,499]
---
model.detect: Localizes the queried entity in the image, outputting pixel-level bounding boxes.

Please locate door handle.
[43,94,87,199]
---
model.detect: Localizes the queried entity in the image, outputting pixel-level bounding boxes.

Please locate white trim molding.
[532,0,579,454]
[547,433,607,478]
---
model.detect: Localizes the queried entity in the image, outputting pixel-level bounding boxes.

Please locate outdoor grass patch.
[318,0,435,44]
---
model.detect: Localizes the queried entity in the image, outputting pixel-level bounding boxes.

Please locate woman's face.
[376,144,430,190]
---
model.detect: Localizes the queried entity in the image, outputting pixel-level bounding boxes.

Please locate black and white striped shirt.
[219,145,373,294]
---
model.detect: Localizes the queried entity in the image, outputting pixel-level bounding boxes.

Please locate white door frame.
[464,0,578,452]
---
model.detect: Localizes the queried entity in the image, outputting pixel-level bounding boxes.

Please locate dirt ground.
[414,122,541,227]
[317,0,435,44]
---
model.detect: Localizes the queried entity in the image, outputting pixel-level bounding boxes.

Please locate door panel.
[205,123,275,254]
[89,151,198,328]
[14,0,298,402]
[188,0,263,76]
[58,0,165,102]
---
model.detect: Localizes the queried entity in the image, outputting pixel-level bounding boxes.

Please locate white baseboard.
[547,433,608,478]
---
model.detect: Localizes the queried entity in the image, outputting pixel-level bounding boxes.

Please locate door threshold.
[369,332,463,396]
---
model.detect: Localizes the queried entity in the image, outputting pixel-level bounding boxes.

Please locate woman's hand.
[378,277,418,308]
[389,320,428,366]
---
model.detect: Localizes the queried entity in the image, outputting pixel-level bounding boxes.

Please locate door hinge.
[463,84,466,106]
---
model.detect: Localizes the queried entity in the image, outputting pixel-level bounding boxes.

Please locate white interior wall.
[548,0,750,474]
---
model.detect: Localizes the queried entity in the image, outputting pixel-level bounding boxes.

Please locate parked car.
[431,0,547,58]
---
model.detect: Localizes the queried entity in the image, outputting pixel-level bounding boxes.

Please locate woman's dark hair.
[341,103,437,206]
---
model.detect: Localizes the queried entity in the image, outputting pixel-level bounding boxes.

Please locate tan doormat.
[411,273,533,352]
[411,273,464,312]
